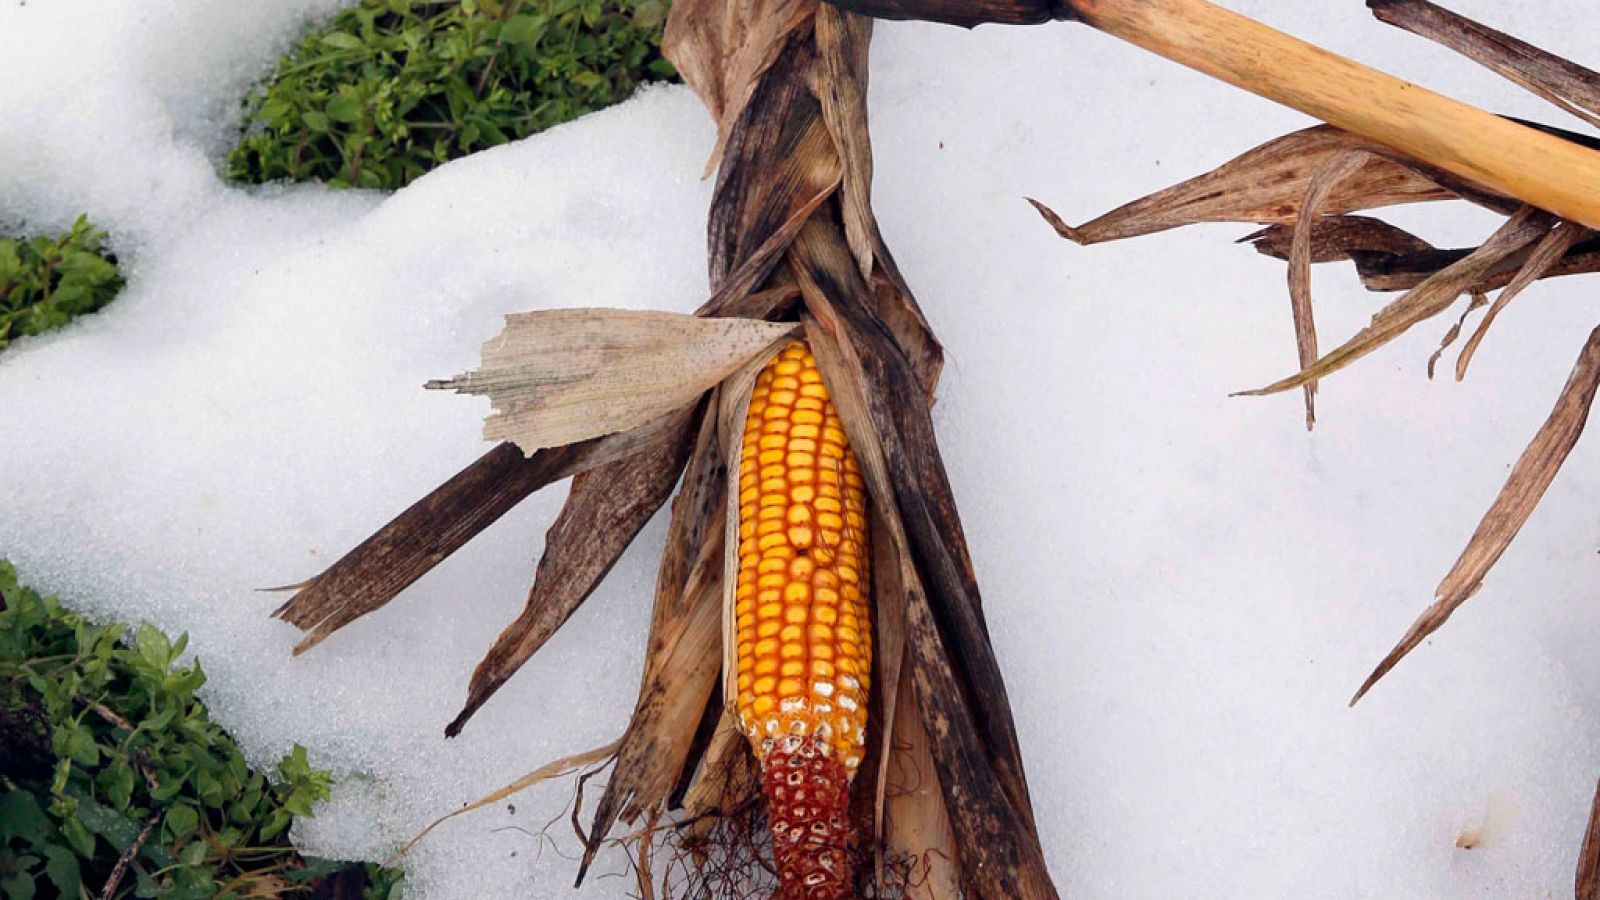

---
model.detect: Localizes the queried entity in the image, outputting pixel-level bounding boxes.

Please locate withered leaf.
[814,5,877,278]
[709,36,841,289]
[882,659,961,900]
[1456,221,1589,380]
[1289,151,1374,429]
[1352,324,1600,705]
[1370,0,1600,131]
[1035,126,1456,246]
[663,0,819,174]
[794,217,1056,898]
[1580,778,1600,900]
[447,412,701,736]
[1244,215,1435,264]
[428,309,796,455]
[1239,207,1554,397]
[578,528,724,881]
[1354,234,1600,293]
[388,739,621,865]
[869,504,910,845]
[1426,291,1487,380]
[273,419,684,653]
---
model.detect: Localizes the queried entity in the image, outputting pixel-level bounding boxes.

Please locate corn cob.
[735,340,871,899]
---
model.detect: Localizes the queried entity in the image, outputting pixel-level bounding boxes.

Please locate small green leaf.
[135,622,170,672]
[501,13,547,47]
[0,792,51,843]
[326,95,365,124]
[60,815,95,858]
[165,803,199,838]
[320,31,365,50]
[42,845,81,897]
[1,871,37,900]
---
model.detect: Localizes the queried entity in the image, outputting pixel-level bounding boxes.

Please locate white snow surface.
[4,1,1600,897]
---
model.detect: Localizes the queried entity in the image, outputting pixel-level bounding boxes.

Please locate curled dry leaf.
[664,0,820,174]
[1425,291,1486,381]
[1335,232,1600,295]
[1352,324,1600,705]
[1036,126,1457,246]
[272,428,676,653]
[1243,215,1435,265]
[1288,150,1374,430]
[427,309,797,455]
[577,528,725,880]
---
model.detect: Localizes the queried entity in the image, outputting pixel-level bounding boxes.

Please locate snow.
[3,1,1600,896]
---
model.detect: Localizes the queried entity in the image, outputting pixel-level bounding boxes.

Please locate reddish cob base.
[761,734,854,900]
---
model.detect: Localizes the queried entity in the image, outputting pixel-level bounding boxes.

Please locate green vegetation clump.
[0,562,402,899]
[0,216,124,355]
[227,0,673,190]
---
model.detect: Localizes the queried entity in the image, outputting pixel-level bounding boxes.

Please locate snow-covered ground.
[4,1,1600,897]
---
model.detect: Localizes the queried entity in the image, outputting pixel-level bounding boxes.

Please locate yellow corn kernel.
[734,341,871,775]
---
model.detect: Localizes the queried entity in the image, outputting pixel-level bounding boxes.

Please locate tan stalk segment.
[1070,0,1600,228]
[733,339,871,898]
[837,0,1600,227]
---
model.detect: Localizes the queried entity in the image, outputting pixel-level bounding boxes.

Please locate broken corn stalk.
[735,340,871,897]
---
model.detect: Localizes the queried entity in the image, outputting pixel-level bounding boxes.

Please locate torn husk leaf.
[447,416,701,736]
[427,309,796,455]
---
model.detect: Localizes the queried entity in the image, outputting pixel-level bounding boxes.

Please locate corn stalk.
[273,0,1600,895]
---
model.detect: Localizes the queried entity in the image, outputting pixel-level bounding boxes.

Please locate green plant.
[0,562,402,899]
[227,0,673,190]
[0,216,124,355]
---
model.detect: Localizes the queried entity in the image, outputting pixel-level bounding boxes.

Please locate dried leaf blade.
[1579,777,1600,900]
[447,414,700,736]
[428,309,795,455]
[1239,207,1553,397]
[1352,324,1600,704]
[1040,126,1456,246]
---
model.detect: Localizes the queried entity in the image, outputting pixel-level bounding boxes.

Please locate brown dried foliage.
[276,0,1053,896]
[1033,1,1600,717]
